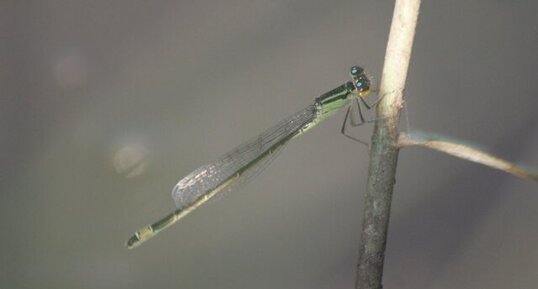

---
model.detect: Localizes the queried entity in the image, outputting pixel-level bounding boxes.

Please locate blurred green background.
[1,1,537,288]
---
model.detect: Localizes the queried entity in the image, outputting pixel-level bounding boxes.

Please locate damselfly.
[126,66,376,249]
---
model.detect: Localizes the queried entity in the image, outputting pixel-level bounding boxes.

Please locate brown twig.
[355,1,421,288]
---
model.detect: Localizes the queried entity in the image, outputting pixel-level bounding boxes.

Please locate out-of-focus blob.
[53,52,89,91]
[113,145,149,179]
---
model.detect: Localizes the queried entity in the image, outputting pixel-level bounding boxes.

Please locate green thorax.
[315,82,354,120]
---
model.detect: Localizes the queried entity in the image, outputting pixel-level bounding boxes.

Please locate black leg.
[357,97,378,124]
[362,89,391,110]
[345,98,364,126]
[339,91,391,146]
[358,95,373,110]
[341,104,369,147]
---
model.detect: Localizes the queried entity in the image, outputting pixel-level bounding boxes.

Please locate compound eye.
[355,79,366,90]
[350,66,364,76]
[354,76,371,96]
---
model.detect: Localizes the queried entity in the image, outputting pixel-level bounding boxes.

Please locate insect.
[126,66,375,249]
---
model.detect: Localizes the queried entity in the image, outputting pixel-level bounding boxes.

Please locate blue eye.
[350,66,363,76]
[355,81,363,88]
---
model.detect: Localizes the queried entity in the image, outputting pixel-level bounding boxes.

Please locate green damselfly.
[126,66,374,249]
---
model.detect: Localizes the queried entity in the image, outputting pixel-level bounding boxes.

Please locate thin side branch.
[399,132,538,181]
[355,1,421,289]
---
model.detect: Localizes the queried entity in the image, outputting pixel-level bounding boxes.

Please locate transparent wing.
[171,104,318,209]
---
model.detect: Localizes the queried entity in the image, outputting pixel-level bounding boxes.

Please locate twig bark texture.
[355,1,421,289]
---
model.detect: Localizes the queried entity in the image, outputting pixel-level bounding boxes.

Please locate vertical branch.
[355,1,421,289]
